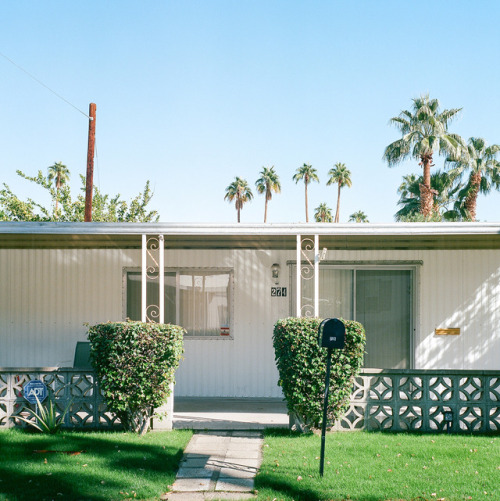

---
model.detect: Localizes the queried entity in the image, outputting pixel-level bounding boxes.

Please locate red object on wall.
[220,326,230,336]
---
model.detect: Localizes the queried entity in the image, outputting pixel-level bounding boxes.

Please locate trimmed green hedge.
[273,317,365,430]
[87,321,184,434]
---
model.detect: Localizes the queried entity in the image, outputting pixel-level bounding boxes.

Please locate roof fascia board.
[1,221,499,237]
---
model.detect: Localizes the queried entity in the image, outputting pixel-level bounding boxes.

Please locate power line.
[0,51,91,119]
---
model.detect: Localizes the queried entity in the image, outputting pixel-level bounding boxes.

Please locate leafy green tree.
[314,202,333,222]
[293,163,319,222]
[349,210,369,223]
[327,162,352,223]
[0,169,159,222]
[445,137,500,221]
[395,170,463,221]
[224,177,253,223]
[47,161,70,215]
[384,94,464,217]
[255,166,281,223]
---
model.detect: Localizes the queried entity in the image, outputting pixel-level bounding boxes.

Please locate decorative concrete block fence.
[335,369,500,433]
[1,368,499,433]
[0,368,119,430]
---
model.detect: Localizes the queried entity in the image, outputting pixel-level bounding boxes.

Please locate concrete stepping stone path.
[165,431,263,500]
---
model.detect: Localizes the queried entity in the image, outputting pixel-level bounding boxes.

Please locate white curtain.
[178,272,230,337]
[126,271,229,337]
[291,265,353,319]
[126,271,176,322]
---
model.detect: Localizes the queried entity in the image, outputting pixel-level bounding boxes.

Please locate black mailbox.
[318,318,345,349]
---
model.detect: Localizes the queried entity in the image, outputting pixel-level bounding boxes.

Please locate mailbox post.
[318,318,345,477]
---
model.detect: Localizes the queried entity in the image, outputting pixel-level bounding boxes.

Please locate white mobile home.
[1,222,499,398]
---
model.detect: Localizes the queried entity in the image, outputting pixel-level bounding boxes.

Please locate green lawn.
[255,430,499,501]
[0,429,193,501]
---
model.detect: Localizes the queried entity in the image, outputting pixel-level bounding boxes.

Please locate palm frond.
[383,139,411,165]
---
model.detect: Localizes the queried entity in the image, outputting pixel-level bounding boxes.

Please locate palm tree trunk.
[55,179,61,216]
[419,154,434,216]
[305,183,309,222]
[334,184,341,223]
[465,172,481,221]
[264,198,268,223]
[236,195,241,223]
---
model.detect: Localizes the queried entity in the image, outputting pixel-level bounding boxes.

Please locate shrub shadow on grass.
[0,430,190,501]
[256,475,323,501]
[256,474,413,501]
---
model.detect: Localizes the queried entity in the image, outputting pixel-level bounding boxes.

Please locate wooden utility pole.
[84,103,96,222]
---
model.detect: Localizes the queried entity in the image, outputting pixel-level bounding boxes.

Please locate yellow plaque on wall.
[435,328,460,336]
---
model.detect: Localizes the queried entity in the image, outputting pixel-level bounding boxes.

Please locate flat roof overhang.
[0,222,499,250]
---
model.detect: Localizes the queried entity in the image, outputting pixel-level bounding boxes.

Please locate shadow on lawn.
[257,429,416,501]
[256,474,399,501]
[0,430,186,501]
[257,472,436,501]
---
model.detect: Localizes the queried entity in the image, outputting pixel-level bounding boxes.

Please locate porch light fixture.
[271,263,280,284]
[443,410,454,433]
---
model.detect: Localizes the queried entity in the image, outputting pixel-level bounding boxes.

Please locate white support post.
[159,235,164,324]
[314,234,319,317]
[141,234,147,322]
[296,234,301,317]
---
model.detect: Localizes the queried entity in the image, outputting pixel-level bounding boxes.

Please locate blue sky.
[1,1,499,223]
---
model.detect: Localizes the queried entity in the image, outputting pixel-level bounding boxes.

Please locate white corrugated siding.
[161,249,289,397]
[0,249,134,368]
[418,249,500,370]
[0,247,499,397]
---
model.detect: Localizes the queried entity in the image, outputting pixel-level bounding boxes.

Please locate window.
[126,269,232,338]
[291,264,414,369]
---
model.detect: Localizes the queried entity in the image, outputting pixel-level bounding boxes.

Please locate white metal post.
[296,234,301,317]
[314,234,319,317]
[159,235,164,324]
[141,234,147,322]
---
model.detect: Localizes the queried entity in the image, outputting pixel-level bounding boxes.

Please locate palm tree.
[445,137,500,221]
[349,211,369,223]
[327,162,352,223]
[384,94,464,217]
[47,162,70,214]
[314,203,333,222]
[293,164,319,222]
[395,170,463,221]
[255,166,281,223]
[224,177,253,223]
[397,173,419,200]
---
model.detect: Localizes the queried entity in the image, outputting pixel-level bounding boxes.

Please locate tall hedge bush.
[273,317,365,431]
[87,321,184,435]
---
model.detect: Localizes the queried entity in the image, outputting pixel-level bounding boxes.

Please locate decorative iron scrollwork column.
[141,234,165,323]
[296,234,319,317]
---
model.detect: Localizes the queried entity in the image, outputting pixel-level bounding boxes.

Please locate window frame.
[122,266,234,340]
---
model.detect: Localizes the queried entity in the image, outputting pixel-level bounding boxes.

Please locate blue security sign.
[23,379,48,404]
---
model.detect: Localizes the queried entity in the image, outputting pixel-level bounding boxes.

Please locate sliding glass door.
[291,265,413,368]
[355,270,412,369]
